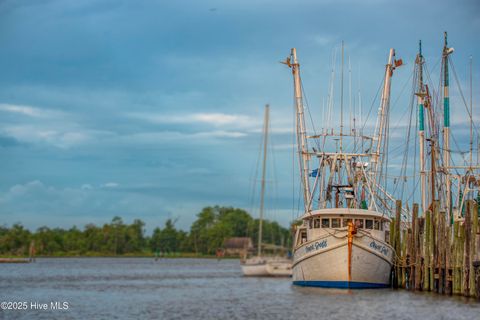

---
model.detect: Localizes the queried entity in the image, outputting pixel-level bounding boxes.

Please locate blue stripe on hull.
[293,280,389,289]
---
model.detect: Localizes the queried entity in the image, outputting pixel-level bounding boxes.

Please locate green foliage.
[0,206,291,257]
[0,223,32,255]
[189,206,254,254]
[150,219,186,253]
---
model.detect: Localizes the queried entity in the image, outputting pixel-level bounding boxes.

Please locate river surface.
[1,258,479,319]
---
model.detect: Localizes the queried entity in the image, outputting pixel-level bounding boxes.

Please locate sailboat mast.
[258,104,269,257]
[288,48,311,212]
[442,31,453,218]
[417,40,427,214]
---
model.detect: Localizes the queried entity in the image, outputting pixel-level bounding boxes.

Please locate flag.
[309,169,319,177]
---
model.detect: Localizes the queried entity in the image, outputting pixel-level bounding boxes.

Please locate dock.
[392,199,480,299]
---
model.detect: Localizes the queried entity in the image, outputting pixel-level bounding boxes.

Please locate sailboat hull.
[241,262,269,276]
[292,233,393,288]
[242,257,292,277]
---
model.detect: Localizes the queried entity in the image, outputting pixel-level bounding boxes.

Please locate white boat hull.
[292,232,393,288]
[242,257,292,277]
[241,262,269,276]
[265,260,293,276]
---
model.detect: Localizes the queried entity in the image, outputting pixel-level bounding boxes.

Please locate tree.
[190,207,216,254]
[125,219,145,253]
[0,223,31,255]
[0,207,291,256]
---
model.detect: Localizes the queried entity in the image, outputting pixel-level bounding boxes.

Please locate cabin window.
[355,219,364,228]
[365,219,373,229]
[374,220,380,230]
[300,231,307,244]
[331,218,340,228]
[321,218,330,228]
[308,219,313,229]
[314,218,321,229]
[343,218,352,227]
[380,222,384,231]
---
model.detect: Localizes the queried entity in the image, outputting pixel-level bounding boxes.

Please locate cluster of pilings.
[391,199,480,298]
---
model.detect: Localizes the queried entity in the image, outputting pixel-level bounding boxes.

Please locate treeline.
[0,206,291,256]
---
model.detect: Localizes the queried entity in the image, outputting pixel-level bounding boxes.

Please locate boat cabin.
[294,208,391,247]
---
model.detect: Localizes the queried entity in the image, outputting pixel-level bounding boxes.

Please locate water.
[1,258,478,320]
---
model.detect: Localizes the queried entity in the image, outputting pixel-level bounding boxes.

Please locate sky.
[0,0,479,232]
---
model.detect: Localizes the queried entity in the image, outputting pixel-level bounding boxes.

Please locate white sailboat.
[284,46,403,288]
[241,105,292,277]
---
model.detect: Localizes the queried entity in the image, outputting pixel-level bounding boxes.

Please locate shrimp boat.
[283,46,404,288]
[241,105,292,277]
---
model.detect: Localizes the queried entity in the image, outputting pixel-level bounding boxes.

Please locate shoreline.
[0,254,238,259]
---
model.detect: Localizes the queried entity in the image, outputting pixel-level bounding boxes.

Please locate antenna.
[470,55,473,168]
[340,41,344,153]
[349,55,352,135]
[358,65,363,152]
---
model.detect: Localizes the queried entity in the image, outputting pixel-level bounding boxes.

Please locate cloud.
[2,125,91,149]
[0,0,477,232]
[193,130,247,138]
[102,182,119,188]
[0,134,23,147]
[127,112,257,128]
[0,180,171,230]
[0,102,115,148]
[4,180,46,198]
[117,129,248,146]
[311,34,336,46]
[191,113,250,126]
[0,103,64,118]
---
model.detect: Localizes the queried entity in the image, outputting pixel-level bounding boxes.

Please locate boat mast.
[371,49,396,197]
[340,41,344,153]
[424,85,437,205]
[286,48,311,212]
[416,40,427,214]
[442,32,453,220]
[469,56,473,168]
[338,41,344,208]
[258,104,269,257]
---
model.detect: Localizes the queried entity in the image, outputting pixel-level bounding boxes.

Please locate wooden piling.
[437,210,445,294]
[453,220,460,295]
[431,202,437,292]
[470,201,478,297]
[416,216,424,290]
[395,200,402,288]
[464,200,472,296]
[424,210,431,291]
[474,261,480,299]
[411,203,418,290]
[432,201,439,293]
[458,223,465,294]
[390,217,395,246]
[445,223,452,295]
[402,228,408,288]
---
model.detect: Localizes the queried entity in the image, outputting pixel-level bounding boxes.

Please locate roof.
[300,208,391,221]
[223,237,253,249]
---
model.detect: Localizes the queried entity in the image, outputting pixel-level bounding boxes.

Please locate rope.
[449,56,479,135]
